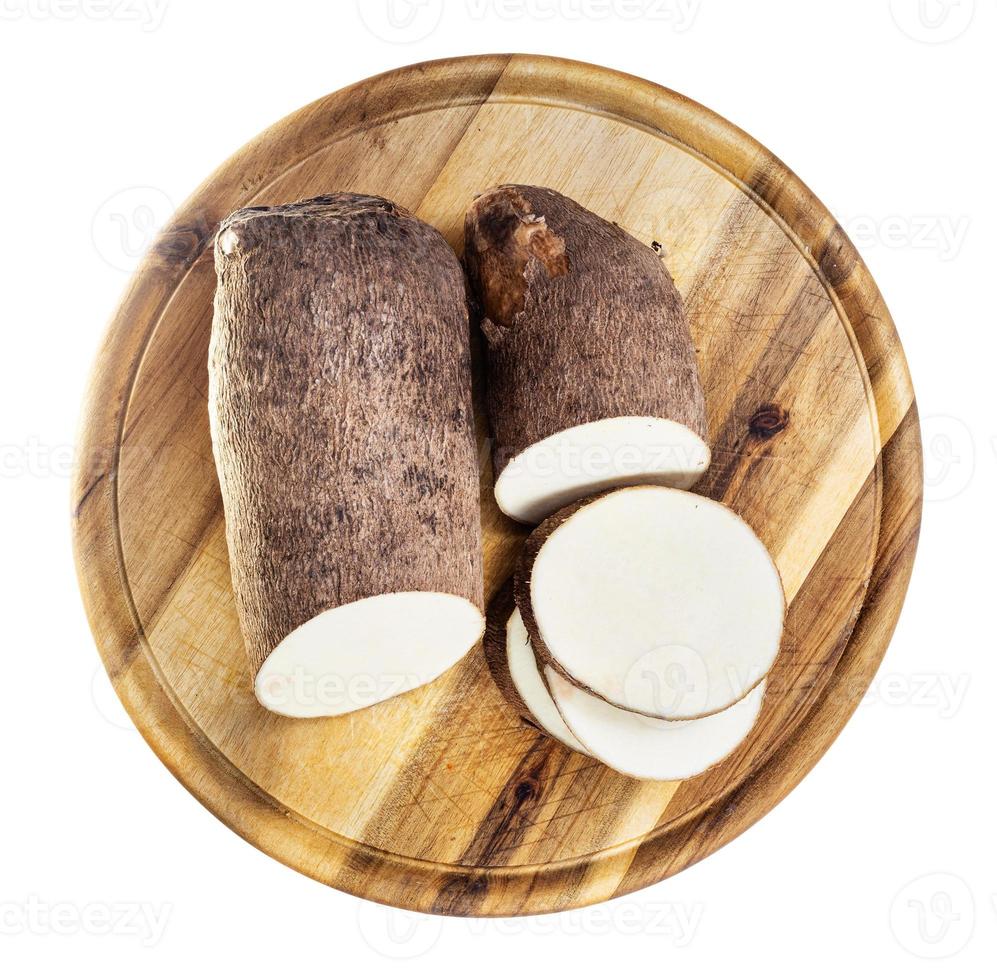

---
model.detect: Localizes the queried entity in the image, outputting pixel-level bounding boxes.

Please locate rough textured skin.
[482,580,538,728]
[210,194,483,678]
[484,581,586,753]
[464,185,709,477]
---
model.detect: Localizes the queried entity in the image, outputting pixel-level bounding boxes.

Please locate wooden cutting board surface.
[72,54,922,916]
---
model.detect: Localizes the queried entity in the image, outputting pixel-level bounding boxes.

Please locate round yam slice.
[483,585,587,753]
[254,594,484,718]
[494,417,710,527]
[516,486,785,720]
[210,195,484,718]
[464,185,710,525]
[544,667,765,781]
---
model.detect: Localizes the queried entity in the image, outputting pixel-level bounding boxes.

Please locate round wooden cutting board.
[72,55,922,916]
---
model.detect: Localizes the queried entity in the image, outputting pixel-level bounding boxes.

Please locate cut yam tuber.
[483,584,587,754]
[516,486,785,720]
[465,184,710,524]
[209,194,484,718]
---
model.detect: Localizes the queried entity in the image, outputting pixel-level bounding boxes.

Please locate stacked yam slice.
[471,187,785,779]
[483,488,783,781]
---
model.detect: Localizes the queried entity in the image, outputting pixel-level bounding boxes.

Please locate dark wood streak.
[431,732,643,915]
[459,738,571,866]
[614,403,921,899]
[743,159,783,210]
[431,734,557,914]
[152,214,216,270]
[659,466,879,824]
[73,470,106,519]
[694,276,833,503]
[814,224,858,292]
[749,403,790,439]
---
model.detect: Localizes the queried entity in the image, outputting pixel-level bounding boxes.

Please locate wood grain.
[71,54,921,916]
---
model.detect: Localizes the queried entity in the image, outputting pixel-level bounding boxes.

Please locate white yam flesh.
[255,593,484,718]
[505,608,587,753]
[545,667,766,780]
[494,416,711,525]
[526,486,784,719]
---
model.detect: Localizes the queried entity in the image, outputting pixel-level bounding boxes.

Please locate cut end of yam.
[544,666,766,781]
[254,592,484,718]
[518,486,785,720]
[494,416,711,524]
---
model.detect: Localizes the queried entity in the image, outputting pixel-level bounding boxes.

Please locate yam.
[209,194,484,718]
[465,185,710,524]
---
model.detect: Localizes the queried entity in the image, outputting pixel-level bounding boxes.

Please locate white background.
[0,0,992,975]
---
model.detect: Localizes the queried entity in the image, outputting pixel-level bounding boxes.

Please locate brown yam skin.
[210,194,483,678]
[483,581,540,729]
[464,185,708,478]
[485,581,587,754]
